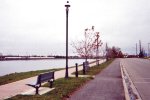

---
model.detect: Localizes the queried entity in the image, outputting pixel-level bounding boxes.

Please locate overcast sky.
[0,0,150,55]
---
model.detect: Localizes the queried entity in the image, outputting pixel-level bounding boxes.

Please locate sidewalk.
[0,59,105,100]
[69,59,125,100]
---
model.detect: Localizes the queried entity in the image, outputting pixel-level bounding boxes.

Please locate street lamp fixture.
[65,1,70,78]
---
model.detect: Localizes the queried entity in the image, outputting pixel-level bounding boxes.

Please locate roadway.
[121,58,150,100]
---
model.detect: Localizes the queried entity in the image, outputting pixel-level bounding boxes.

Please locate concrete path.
[0,59,105,100]
[69,59,125,100]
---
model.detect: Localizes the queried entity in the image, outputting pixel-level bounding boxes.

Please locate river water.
[0,59,95,76]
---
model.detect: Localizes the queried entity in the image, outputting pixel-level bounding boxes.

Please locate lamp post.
[65,1,70,78]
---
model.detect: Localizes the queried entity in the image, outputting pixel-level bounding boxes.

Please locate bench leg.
[49,81,53,88]
[35,87,39,94]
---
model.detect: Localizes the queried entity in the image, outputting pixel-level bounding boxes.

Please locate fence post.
[75,63,78,78]
[83,62,85,75]
[97,59,99,66]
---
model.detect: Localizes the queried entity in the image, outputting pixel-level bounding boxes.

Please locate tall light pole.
[96,32,99,65]
[148,43,150,57]
[106,43,108,61]
[139,40,143,58]
[95,32,102,65]
[136,43,137,56]
[65,1,70,78]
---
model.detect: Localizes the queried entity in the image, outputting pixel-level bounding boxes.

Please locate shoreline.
[0,58,102,61]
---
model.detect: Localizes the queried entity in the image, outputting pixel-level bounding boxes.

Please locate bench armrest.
[26,82,40,88]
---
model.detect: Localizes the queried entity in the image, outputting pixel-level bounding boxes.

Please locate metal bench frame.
[27,71,54,94]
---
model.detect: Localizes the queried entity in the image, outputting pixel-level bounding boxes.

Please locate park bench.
[83,61,90,74]
[27,71,55,94]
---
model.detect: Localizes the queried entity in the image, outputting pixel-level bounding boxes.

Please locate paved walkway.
[0,60,105,100]
[69,59,125,100]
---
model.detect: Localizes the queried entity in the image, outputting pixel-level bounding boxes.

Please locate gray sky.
[0,0,150,55]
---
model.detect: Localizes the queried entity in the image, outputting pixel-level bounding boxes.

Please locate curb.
[21,87,55,95]
[120,62,142,100]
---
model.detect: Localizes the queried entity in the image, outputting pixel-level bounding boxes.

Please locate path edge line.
[120,62,142,100]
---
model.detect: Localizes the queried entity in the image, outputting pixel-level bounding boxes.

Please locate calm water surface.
[0,59,95,76]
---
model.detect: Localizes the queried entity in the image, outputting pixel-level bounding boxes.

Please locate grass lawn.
[7,59,114,100]
[7,77,92,100]
[0,68,63,85]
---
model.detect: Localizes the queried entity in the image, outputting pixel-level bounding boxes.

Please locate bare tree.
[92,32,103,65]
[72,26,102,62]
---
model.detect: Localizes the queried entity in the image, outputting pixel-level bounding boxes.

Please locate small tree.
[92,32,103,65]
[72,26,102,62]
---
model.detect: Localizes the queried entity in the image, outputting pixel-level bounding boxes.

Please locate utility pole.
[139,40,142,53]
[65,1,70,78]
[148,43,150,57]
[96,32,100,65]
[139,40,143,58]
[93,31,102,65]
[106,43,108,61]
[136,43,137,57]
